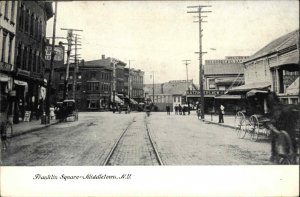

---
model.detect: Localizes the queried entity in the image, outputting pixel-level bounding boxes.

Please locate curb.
[11,121,61,138]
[203,120,236,129]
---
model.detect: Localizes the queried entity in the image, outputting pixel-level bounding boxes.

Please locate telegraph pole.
[45,1,57,123]
[187,5,212,120]
[152,71,154,104]
[60,28,83,100]
[72,34,82,100]
[183,59,191,113]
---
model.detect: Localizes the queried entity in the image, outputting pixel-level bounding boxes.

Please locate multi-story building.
[124,68,144,104]
[0,1,18,99]
[228,29,299,114]
[188,56,247,113]
[1,1,52,123]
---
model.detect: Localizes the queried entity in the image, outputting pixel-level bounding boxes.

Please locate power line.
[187,5,212,120]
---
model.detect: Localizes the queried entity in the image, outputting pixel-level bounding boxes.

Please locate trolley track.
[102,114,163,166]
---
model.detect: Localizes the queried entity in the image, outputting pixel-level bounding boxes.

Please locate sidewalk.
[188,111,236,129]
[11,118,60,138]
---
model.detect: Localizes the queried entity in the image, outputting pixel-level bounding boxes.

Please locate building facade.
[144,80,197,111]
[187,56,247,114]
[0,1,18,100]
[1,1,53,123]
[243,30,299,105]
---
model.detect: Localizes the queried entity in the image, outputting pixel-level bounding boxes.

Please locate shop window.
[291,98,298,105]
[281,98,288,104]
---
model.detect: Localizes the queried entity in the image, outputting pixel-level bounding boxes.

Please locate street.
[1,112,272,165]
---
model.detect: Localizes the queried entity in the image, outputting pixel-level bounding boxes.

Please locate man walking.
[178,104,182,115]
[219,104,225,123]
[175,105,178,115]
[166,105,170,115]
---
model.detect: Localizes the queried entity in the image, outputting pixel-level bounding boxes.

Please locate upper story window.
[24,9,30,33]
[30,13,35,36]
[4,1,9,19]
[1,31,8,62]
[18,4,24,30]
[208,78,216,89]
[35,17,39,39]
[10,1,15,23]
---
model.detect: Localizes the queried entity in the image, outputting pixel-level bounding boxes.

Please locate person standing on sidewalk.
[166,105,170,115]
[174,105,178,115]
[219,104,225,123]
[178,104,182,115]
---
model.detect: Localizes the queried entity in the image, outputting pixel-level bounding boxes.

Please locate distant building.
[144,80,197,111]
[195,56,247,113]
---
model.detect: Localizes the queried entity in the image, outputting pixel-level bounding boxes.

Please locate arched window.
[23,46,27,70]
[35,17,39,39]
[18,4,24,30]
[28,47,32,71]
[24,9,30,33]
[17,43,22,68]
[37,53,41,73]
[30,13,35,36]
[33,50,37,72]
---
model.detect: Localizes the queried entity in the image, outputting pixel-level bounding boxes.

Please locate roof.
[226,82,271,95]
[204,63,244,75]
[245,29,299,62]
[144,80,197,95]
[84,57,126,68]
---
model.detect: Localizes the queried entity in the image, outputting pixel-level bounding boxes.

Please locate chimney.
[101,54,105,60]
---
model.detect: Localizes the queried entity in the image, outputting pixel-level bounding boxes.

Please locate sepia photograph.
[0,0,299,196]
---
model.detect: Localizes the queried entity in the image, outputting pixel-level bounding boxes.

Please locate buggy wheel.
[235,111,246,139]
[279,156,292,165]
[249,115,259,141]
[5,121,13,147]
[237,119,247,139]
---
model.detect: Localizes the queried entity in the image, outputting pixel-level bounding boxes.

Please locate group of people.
[173,104,190,115]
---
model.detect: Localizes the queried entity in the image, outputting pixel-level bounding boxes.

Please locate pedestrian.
[187,104,190,115]
[50,105,55,120]
[178,104,182,115]
[175,105,178,115]
[182,105,186,115]
[219,104,225,123]
[166,105,170,115]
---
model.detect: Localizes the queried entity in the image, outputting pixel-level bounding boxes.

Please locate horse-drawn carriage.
[59,100,78,122]
[229,86,299,164]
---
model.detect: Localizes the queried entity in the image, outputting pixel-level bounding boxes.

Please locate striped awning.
[226,82,271,95]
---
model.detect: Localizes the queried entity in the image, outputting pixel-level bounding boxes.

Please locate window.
[16,43,22,68]
[18,4,24,30]
[76,84,81,91]
[35,17,38,38]
[38,20,42,40]
[4,1,9,19]
[281,98,288,104]
[33,50,37,72]
[23,46,27,69]
[8,35,13,64]
[1,31,7,62]
[25,9,30,33]
[68,84,72,91]
[60,73,65,80]
[174,96,176,102]
[37,54,41,73]
[291,98,298,105]
[30,13,35,36]
[10,1,15,22]
[28,47,32,71]
[208,78,216,89]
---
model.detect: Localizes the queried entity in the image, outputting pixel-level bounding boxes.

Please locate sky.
[46,0,299,84]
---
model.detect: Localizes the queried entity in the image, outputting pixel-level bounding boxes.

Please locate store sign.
[17,69,30,77]
[45,46,64,61]
[187,90,225,96]
[0,62,13,72]
[31,72,42,79]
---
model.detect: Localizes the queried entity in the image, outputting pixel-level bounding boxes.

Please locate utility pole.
[183,59,191,113]
[152,71,154,104]
[111,59,118,109]
[45,1,57,123]
[187,5,212,120]
[72,34,82,100]
[128,59,135,107]
[60,28,83,100]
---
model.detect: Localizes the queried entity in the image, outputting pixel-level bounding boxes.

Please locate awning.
[130,98,138,104]
[226,82,271,95]
[271,52,300,71]
[14,80,28,86]
[0,73,10,82]
[111,95,124,104]
[246,89,269,97]
[215,95,242,99]
[215,77,244,86]
[286,77,299,95]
